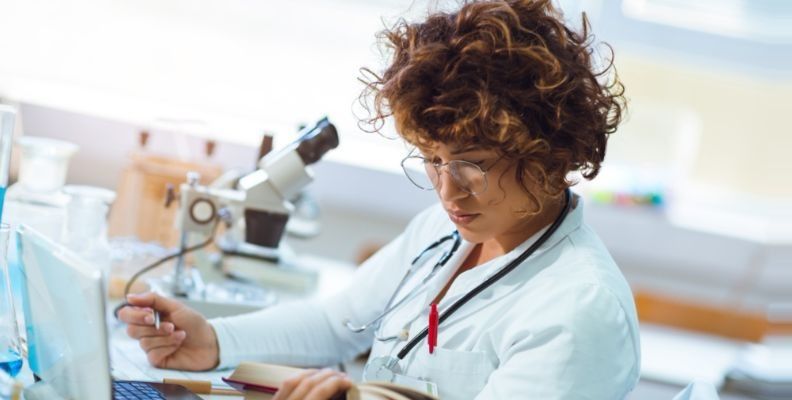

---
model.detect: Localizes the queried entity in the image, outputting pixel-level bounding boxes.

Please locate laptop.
[16,224,202,400]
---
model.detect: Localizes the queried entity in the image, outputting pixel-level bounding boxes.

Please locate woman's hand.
[117,292,220,371]
[273,369,353,400]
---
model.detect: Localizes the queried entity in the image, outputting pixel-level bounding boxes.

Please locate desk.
[108,323,758,400]
[15,250,773,399]
[631,324,756,400]
[109,253,358,399]
[16,308,262,399]
[110,322,240,399]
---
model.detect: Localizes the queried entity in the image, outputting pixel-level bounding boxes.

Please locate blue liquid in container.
[0,185,23,330]
[0,185,5,220]
[0,349,22,377]
[1,185,23,377]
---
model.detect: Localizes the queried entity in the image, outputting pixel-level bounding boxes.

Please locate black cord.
[113,220,219,318]
[410,232,457,265]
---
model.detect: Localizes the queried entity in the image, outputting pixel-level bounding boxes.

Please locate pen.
[163,379,242,396]
[154,310,160,330]
[428,303,438,354]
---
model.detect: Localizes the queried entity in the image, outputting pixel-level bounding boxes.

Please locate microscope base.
[147,271,276,319]
[177,297,264,319]
[221,254,319,294]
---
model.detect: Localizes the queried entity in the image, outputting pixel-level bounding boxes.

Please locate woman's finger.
[305,373,352,400]
[273,369,318,400]
[139,330,186,352]
[118,305,157,325]
[126,292,183,313]
[146,344,180,368]
[286,369,341,400]
[126,322,175,339]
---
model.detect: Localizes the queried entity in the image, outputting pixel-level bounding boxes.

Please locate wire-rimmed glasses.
[400,152,496,195]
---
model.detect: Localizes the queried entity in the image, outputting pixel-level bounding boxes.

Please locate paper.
[109,324,232,388]
[639,324,743,387]
[731,340,792,382]
[671,382,720,400]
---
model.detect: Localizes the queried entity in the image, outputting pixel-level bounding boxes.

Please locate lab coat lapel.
[423,240,475,306]
[377,238,475,341]
[435,194,584,328]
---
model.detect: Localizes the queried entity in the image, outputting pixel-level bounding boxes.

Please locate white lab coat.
[210,193,641,399]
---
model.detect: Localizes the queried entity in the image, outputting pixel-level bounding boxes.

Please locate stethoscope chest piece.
[363,355,403,382]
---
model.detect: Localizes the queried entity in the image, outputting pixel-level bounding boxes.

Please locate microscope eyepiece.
[296,117,339,165]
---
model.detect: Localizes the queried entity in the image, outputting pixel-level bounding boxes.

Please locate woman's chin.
[456,227,490,244]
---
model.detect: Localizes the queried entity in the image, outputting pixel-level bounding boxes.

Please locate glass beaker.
[62,185,116,262]
[0,224,22,377]
[0,106,16,221]
[3,136,78,241]
[15,136,77,195]
[0,367,22,400]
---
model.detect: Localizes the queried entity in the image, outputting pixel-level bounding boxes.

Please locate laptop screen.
[17,224,112,400]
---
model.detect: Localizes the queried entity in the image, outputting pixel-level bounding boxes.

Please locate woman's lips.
[447,211,479,225]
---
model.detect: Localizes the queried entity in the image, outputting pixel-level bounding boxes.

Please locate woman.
[119,1,639,398]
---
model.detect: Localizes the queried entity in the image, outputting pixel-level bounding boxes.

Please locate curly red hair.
[360,0,625,201]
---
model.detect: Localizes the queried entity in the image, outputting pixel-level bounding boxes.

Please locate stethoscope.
[354,188,573,382]
[344,230,461,341]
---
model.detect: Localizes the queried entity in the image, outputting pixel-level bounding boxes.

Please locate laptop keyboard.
[113,381,166,400]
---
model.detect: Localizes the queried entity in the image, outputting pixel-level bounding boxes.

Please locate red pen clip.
[428,303,438,354]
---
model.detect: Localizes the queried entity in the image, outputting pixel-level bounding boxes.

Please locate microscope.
[165,117,339,298]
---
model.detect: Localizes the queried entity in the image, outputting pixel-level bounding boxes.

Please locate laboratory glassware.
[0,224,22,377]
[0,106,16,221]
[62,185,116,272]
[0,367,22,400]
[3,136,78,240]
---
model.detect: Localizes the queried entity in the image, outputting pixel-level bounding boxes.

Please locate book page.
[229,362,305,389]
[225,361,438,400]
[362,381,439,400]
[356,385,409,400]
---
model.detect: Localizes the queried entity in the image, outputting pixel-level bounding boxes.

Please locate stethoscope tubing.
[344,231,461,334]
[395,188,572,360]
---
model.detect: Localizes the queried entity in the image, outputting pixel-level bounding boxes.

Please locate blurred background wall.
[1,1,790,398]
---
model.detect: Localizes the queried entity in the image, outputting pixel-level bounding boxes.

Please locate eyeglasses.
[400,152,499,195]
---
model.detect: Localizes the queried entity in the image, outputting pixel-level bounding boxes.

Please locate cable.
[113,220,219,318]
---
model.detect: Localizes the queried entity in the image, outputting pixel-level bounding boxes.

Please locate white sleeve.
[208,207,438,369]
[209,300,345,369]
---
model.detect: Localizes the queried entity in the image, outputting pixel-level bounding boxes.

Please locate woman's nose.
[435,167,468,201]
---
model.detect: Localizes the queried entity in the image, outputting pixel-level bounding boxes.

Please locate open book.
[222,362,439,400]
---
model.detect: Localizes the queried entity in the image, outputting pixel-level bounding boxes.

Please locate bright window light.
[622,0,792,44]
[0,0,416,173]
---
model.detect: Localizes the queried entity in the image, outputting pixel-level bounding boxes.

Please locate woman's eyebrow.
[449,146,481,155]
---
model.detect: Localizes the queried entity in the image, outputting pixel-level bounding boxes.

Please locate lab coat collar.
[378,192,584,345]
[376,237,475,341]
[377,238,475,353]
[437,192,583,307]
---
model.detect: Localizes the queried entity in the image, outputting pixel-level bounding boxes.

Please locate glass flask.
[0,367,22,400]
[3,136,78,240]
[0,105,17,221]
[0,224,22,377]
[61,185,116,273]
